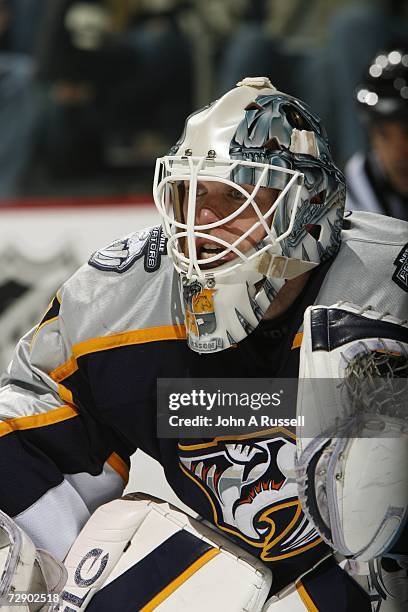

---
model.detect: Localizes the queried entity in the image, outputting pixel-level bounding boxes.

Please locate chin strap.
[257,252,318,279]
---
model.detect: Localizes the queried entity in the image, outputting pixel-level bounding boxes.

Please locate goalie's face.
[154,156,303,281]
[182,181,280,268]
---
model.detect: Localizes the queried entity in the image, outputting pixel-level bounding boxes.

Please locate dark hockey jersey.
[0,212,407,594]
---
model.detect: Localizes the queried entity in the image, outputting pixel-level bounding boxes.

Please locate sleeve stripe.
[30,289,62,347]
[33,315,59,338]
[296,579,319,611]
[107,452,129,484]
[50,324,187,382]
[58,383,75,405]
[32,293,62,343]
[291,332,303,350]
[0,405,78,438]
[51,356,79,383]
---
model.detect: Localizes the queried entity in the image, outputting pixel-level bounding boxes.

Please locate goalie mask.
[153,77,346,353]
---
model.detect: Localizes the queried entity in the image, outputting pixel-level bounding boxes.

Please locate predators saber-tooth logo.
[88,226,167,274]
[179,435,321,561]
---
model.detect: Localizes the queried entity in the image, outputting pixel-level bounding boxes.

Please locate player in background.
[345,46,408,220]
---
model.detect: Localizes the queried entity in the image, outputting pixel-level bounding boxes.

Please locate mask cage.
[153,156,304,280]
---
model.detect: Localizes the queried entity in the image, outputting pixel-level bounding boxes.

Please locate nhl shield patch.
[392,243,408,292]
[88,226,167,274]
[0,247,79,371]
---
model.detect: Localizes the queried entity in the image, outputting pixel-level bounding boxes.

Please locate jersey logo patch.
[179,435,321,561]
[393,243,408,292]
[88,226,167,274]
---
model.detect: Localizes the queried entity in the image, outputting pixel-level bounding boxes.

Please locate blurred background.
[0,0,407,499]
[0,0,407,202]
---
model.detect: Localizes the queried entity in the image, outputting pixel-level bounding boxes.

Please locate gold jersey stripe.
[50,324,187,383]
[31,290,63,346]
[291,332,303,349]
[58,383,74,405]
[51,356,78,383]
[296,579,319,611]
[107,452,129,484]
[178,426,296,451]
[0,405,78,438]
[31,315,59,345]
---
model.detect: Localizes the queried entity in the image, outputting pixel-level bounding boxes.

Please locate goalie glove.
[0,510,67,611]
[295,302,408,563]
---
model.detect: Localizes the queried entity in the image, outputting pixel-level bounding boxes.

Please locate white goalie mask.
[153,77,346,353]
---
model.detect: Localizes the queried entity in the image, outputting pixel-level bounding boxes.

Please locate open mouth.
[197,240,238,268]
[200,243,226,260]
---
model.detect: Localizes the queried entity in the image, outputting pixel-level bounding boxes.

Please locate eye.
[229,188,246,201]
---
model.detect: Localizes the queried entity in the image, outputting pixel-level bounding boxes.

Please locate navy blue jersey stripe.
[0,414,123,515]
[0,433,63,515]
[86,530,215,612]
[38,294,61,327]
[53,366,137,462]
[311,308,408,352]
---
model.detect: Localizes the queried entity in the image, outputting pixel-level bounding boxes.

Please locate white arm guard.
[59,493,272,611]
[0,510,67,611]
[296,303,408,562]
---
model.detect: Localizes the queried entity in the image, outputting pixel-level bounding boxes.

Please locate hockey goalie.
[0,78,407,610]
